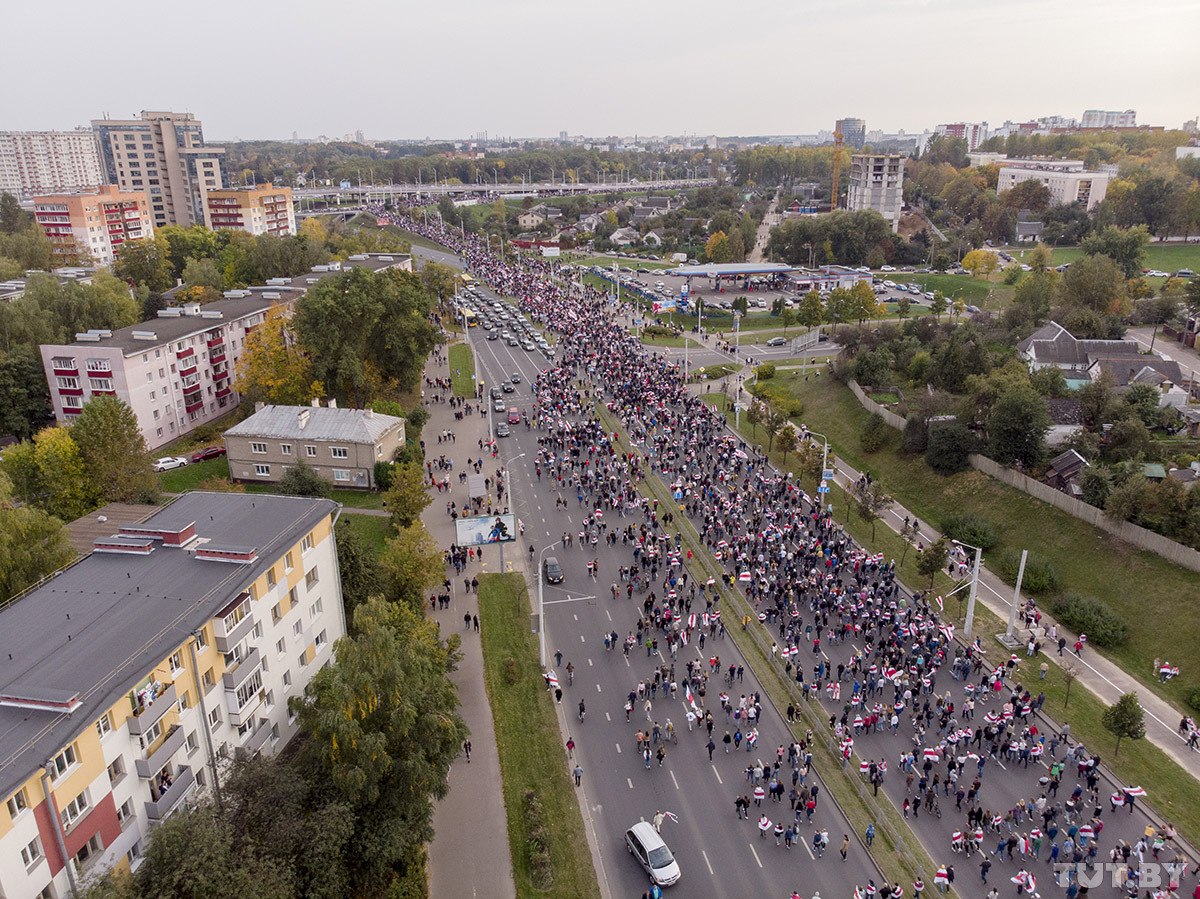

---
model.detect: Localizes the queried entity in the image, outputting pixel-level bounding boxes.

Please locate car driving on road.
[765,336,787,347]
[543,556,564,584]
[626,822,680,887]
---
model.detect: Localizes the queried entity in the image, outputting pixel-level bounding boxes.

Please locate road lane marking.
[701,849,714,875]
[627,778,634,790]
[580,635,586,643]
[670,770,679,790]
[748,843,763,868]
[596,683,603,693]
[712,765,723,784]
[588,658,593,667]
[802,834,815,859]
[605,712,611,721]
[616,743,622,754]
[606,610,612,621]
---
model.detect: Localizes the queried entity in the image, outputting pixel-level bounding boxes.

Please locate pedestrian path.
[421,339,516,899]
[690,364,1200,782]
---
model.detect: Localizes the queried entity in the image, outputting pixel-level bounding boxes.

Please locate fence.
[847,380,906,430]
[845,380,1200,573]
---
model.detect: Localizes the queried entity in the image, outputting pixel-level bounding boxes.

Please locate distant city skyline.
[6,0,1196,141]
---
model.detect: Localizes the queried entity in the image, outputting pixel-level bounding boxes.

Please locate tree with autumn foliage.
[234,306,323,407]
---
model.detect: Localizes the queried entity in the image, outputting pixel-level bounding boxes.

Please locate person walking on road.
[565,736,575,758]
[573,764,583,786]
[865,822,876,847]
[653,810,665,833]
[463,740,472,763]
[840,834,850,861]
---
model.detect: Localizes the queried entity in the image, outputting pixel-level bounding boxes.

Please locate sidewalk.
[691,363,1200,782]
[421,341,516,899]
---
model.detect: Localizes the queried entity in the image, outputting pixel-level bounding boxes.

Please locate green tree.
[0,347,51,440]
[1012,269,1057,326]
[113,235,174,292]
[854,479,894,542]
[0,471,75,603]
[1080,225,1150,279]
[234,305,323,407]
[776,426,797,465]
[16,426,99,520]
[335,519,384,625]
[763,406,788,452]
[1058,254,1130,317]
[746,400,764,437]
[278,460,332,498]
[929,291,948,321]
[0,193,31,234]
[895,295,911,321]
[1144,295,1179,353]
[731,296,749,315]
[925,420,975,474]
[182,256,226,295]
[382,462,430,529]
[917,537,950,590]
[420,261,459,307]
[797,290,824,332]
[1101,692,1146,756]
[988,387,1049,467]
[380,523,443,614]
[69,396,158,503]
[779,307,798,333]
[293,596,467,895]
[848,280,879,326]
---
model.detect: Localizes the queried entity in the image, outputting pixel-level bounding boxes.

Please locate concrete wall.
[845,380,1200,573]
[847,380,906,429]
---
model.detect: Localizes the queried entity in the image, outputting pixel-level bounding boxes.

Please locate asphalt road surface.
[457,277,890,898]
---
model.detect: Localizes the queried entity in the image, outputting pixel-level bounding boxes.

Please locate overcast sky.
[7,0,1198,140]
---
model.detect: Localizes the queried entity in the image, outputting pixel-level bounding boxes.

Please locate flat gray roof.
[0,492,339,799]
[667,263,795,277]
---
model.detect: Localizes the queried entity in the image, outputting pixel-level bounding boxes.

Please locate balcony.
[144,765,195,821]
[214,607,255,653]
[242,720,271,755]
[222,647,260,692]
[128,682,177,735]
[135,722,186,778]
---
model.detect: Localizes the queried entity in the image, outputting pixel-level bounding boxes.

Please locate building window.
[280,443,292,455]
[271,602,282,625]
[330,447,348,459]
[293,620,303,636]
[234,670,263,710]
[266,567,277,589]
[95,713,112,739]
[333,469,350,482]
[60,790,90,829]
[169,650,184,673]
[56,377,79,389]
[50,745,77,780]
[298,652,309,669]
[288,586,298,608]
[315,629,328,649]
[72,833,103,870]
[285,550,294,572]
[305,445,317,457]
[304,567,319,589]
[310,598,323,617]
[106,757,126,785]
[194,627,209,651]
[254,464,270,477]
[117,798,135,826]
[185,731,199,756]
[222,595,250,633]
[21,836,42,868]
[208,707,222,730]
[301,533,313,553]
[276,637,286,655]
[7,789,28,818]
[203,668,215,689]
[250,442,267,454]
[138,719,162,749]
[283,670,292,687]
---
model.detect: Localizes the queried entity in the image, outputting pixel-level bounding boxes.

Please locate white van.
[626,821,681,886]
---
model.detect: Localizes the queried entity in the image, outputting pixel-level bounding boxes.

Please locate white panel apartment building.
[995,160,1111,210]
[846,154,906,232]
[0,130,104,199]
[0,493,345,899]
[38,255,411,450]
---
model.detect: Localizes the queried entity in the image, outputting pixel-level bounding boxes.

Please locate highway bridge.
[293,177,716,204]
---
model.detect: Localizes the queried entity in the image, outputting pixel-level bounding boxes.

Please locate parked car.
[880,265,896,272]
[626,822,681,886]
[189,446,226,462]
[543,556,564,584]
[765,336,787,347]
[153,456,189,472]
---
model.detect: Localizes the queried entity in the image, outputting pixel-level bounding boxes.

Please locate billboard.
[652,299,677,314]
[455,514,517,546]
[541,245,561,257]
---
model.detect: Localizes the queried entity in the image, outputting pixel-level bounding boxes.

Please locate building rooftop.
[669,262,794,277]
[64,502,160,556]
[225,403,404,444]
[0,492,339,799]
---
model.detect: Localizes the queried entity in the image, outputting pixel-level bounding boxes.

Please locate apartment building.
[995,160,1111,210]
[32,186,153,266]
[91,112,225,230]
[846,154,906,232]
[38,255,412,449]
[203,186,295,236]
[935,122,989,151]
[0,130,104,199]
[1081,109,1137,129]
[835,118,866,149]
[225,402,406,489]
[0,492,346,899]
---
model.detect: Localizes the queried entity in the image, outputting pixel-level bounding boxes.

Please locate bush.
[524,790,554,889]
[756,363,776,380]
[643,324,674,337]
[1188,689,1200,714]
[277,460,332,498]
[405,406,429,439]
[502,658,521,685]
[1047,593,1129,647]
[374,461,396,492]
[994,549,1060,595]
[901,415,929,455]
[940,512,1000,551]
[925,420,975,474]
[1002,264,1022,285]
[393,439,423,464]
[860,412,889,453]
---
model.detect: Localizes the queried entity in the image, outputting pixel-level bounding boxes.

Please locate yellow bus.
[463,309,478,327]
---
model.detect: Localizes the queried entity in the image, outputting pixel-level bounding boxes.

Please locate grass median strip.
[449,341,477,398]
[478,572,601,899]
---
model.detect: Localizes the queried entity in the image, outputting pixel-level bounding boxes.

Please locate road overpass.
[293,177,716,204]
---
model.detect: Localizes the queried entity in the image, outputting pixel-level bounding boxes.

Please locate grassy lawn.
[890,272,1007,307]
[448,341,476,398]
[698,393,1200,849]
[639,334,701,348]
[478,573,600,899]
[1006,243,1200,275]
[748,373,1200,712]
[389,226,450,253]
[339,512,392,557]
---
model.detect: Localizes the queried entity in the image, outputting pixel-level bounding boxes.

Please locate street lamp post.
[951,540,984,639]
[537,541,561,667]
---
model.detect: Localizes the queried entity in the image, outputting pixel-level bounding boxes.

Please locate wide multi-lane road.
[458,279,888,898]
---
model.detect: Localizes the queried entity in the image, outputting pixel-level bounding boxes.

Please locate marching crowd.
[387,206,1196,899]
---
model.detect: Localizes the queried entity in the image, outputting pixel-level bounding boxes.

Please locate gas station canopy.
[665,263,795,277]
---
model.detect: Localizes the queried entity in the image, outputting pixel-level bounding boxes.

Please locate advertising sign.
[455,514,517,546]
[681,282,690,297]
[540,245,561,257]
[652,299,677,314]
